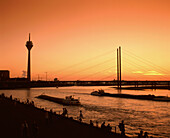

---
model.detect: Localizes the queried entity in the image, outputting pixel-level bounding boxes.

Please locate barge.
[36,94,81,105]
[91,90,170,102]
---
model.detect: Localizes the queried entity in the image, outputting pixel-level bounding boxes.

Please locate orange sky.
[0,0,170,81]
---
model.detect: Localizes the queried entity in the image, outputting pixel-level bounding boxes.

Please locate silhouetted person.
[1,93,5,97]
[138,130,143,138]
[107,124,112,132]
[22,121,28,138]
[101,121,106,129]
[96,121,98,127]
[143,132,149,138]
[31,101,34,106]
[62,108,68,117]
[115,126,117,133]
[10,95,12,100]
[65,108,68,117]
[119,120,125,135]
[62,108,65,116]
[27,99,29,104]
[79,110,83,118]
[90,120,93,126]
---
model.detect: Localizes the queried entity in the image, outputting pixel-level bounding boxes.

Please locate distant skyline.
[1,0,170,81]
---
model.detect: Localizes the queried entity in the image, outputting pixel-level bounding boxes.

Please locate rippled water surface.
[0,86,170,137]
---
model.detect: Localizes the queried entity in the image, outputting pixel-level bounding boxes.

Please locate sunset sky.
[1,0,170,81]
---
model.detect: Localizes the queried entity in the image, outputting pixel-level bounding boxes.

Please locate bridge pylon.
[117,46,121,88]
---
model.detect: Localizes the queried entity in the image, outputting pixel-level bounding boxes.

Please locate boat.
[91,89,105,96]
[91,91,170,102]
[64,95,81,105]
[153,96,170,101]
[36,94,81,106]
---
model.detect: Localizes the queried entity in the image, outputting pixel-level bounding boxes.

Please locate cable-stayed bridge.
[53,47,170,88]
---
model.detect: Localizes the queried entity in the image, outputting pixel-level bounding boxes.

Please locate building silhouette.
[26,33,33,81]
[0,70,9,81]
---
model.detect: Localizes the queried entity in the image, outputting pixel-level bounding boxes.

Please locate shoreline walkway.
[0,95,129,138]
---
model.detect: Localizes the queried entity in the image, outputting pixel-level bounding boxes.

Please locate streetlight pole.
[45,72,47,81]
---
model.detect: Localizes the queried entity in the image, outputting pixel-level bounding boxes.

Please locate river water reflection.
[0,86,169,137]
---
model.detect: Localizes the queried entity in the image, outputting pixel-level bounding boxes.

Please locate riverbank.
[0,94,129,138]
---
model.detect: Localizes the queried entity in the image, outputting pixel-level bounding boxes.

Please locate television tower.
[26,33,33,81]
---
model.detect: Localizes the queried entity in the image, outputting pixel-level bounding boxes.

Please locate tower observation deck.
[26,33,33,81]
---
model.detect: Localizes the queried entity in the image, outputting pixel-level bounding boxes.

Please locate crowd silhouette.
[0,93,153,138]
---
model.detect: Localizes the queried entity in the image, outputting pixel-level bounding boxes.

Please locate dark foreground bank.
[0,95,130,138]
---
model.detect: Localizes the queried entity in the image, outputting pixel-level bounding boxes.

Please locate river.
[0,86,169,137]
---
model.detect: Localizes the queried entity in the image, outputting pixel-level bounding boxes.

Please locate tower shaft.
[27,50,31,81]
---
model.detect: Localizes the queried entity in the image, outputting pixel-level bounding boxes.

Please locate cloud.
[144,71,164,76]
[132,71,143,74]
